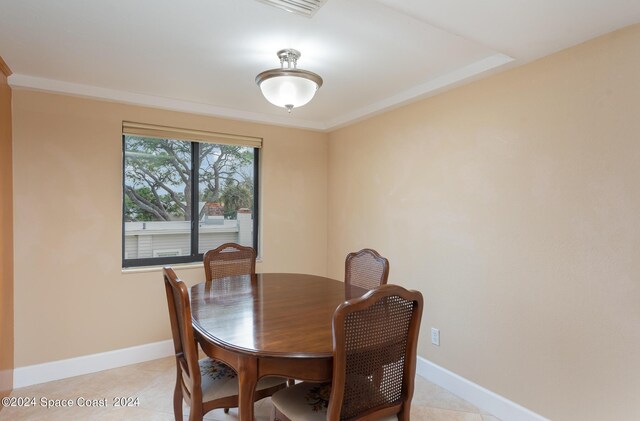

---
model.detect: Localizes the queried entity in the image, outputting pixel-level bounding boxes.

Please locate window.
[122,122,261,267]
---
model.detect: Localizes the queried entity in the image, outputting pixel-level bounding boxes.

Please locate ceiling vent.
[256,0,328,17]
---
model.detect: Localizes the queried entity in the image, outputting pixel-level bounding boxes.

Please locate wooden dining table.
[190,272,366,421]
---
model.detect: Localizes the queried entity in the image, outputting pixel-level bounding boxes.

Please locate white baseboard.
[416,357,549,421]
[14,340,174,389]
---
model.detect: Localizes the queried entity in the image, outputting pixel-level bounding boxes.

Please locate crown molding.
[0,56,12,77]
[325,53,514,130]
[7,53,513,133]
[7,74,327,131]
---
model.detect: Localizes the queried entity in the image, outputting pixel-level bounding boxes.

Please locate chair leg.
[224,408,230,413]
[398,404,410,421]
[173,376,183,421]
[189,403,203,421]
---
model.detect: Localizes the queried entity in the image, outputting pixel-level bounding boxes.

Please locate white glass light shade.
[258,75,319,109]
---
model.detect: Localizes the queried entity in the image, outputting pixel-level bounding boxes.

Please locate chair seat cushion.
[271,381,397,421]
[272,382,331,421]
[185,359,286,402]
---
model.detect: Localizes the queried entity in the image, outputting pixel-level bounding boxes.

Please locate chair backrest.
[327,284,423,421]
[344,248,389,293]
[203,243,256,282]
[163,267,201,390]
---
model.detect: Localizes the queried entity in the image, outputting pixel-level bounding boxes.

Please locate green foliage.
[124,136,253,222]
[124,137,192,221]
[220,179,253,219]
[124,187,184,221]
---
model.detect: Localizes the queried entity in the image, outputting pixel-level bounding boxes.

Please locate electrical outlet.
[431,328,440,346]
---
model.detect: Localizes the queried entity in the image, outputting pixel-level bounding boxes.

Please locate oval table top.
[190,273,365,358]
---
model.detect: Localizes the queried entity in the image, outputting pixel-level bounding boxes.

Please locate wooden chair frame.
[344,248,390,294]
[203,242,256,283]
[163,267,283,421]
[327,284,423,421]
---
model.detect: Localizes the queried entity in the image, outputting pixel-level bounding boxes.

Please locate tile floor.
[0,357,500,420]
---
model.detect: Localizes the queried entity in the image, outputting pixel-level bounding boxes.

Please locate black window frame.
[121,136,260,268]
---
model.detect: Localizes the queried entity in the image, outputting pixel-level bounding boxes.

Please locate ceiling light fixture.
[255,49,323,113]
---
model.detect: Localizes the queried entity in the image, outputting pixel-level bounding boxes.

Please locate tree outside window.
[123,135,258,267]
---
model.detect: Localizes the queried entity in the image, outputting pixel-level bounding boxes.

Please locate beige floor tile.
[84,365,166,397]
[412,375,480,413]
[0,405,105,421]
[92,406,178,420]
[411,405,484,420]
[132,356,176,373]
[135,369,180,416]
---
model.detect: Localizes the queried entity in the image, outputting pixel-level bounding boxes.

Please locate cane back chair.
[203,243,256,282]
[344,249,390,295]
[271,284,424,421]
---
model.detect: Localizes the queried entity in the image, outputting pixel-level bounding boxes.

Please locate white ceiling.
[1,0,639,131]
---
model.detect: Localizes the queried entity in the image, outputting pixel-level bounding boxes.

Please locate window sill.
[121,258,263,274]
[121,262,203,274]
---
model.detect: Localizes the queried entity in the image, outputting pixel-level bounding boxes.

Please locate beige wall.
[11,90,328,367]
[328,25,640,421]
[0,59,14,398]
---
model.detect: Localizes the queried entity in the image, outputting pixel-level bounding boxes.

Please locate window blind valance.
[122,121,263,149]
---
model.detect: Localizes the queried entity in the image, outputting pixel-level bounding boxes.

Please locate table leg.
[237,356,258,421]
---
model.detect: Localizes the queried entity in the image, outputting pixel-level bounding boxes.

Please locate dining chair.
[202,243,299,387]
[344,248,390,295]
[203,242,256,282]
[270,284,424,421]
[163,267,286,421]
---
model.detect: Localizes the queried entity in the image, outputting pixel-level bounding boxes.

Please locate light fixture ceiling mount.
[256,49,323,113]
